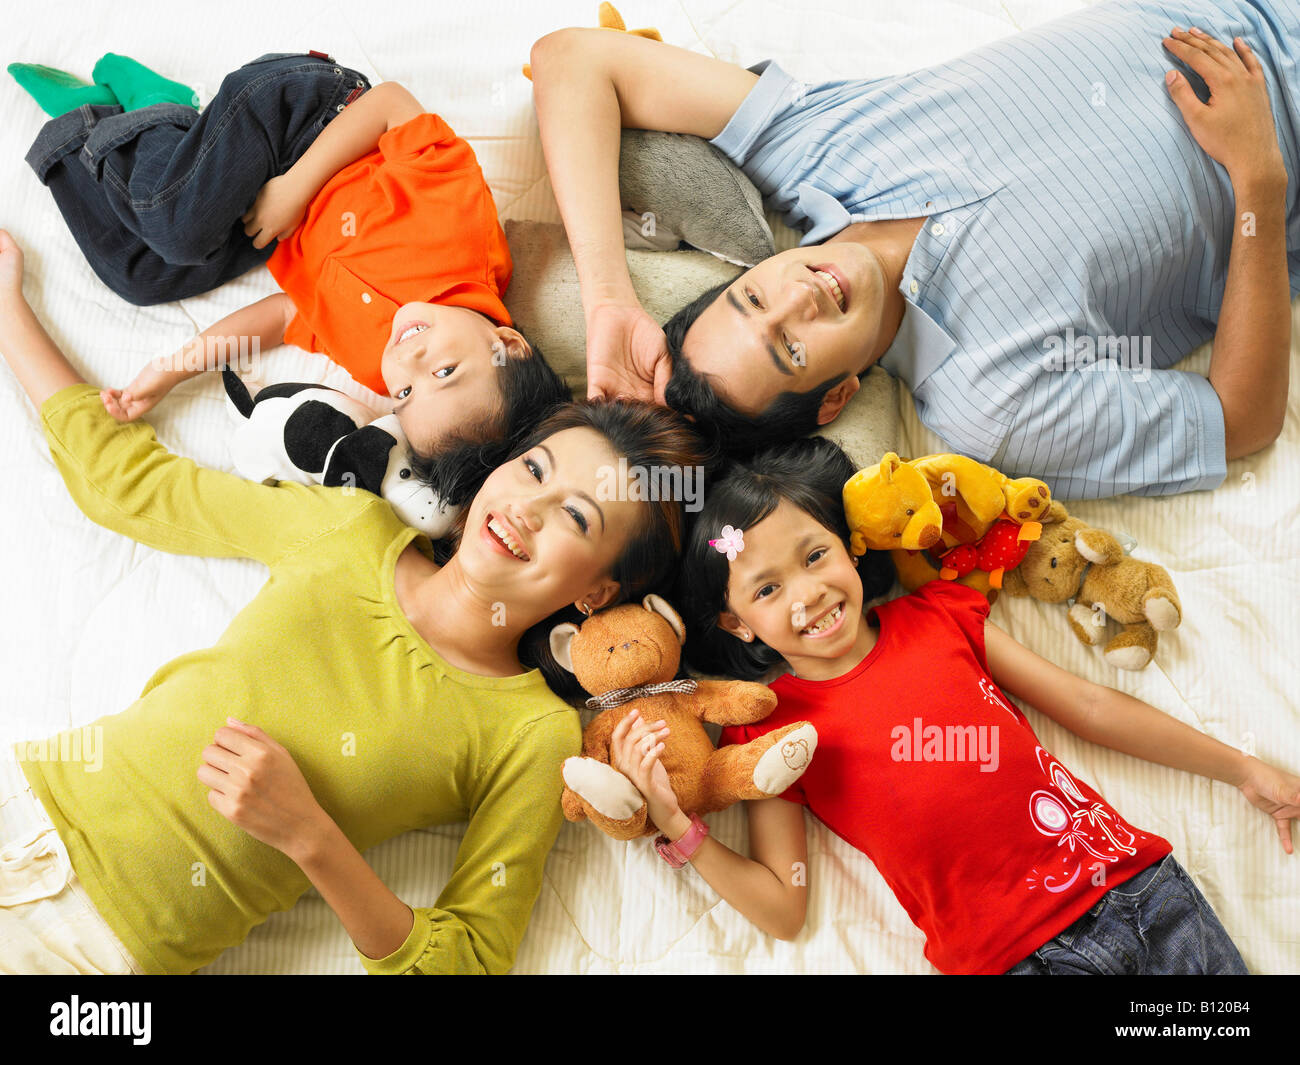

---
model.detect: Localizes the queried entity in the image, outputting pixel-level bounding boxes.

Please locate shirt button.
[930,223,946,236]
[361,293,372,304]
[909,279,919,295]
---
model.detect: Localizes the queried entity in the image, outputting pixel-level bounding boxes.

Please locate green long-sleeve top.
[15,383,581,975]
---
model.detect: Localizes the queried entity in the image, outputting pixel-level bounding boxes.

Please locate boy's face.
[719,499,869,681]
[682,243,885,421]
[379,302,527,453]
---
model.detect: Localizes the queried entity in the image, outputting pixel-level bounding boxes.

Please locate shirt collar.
[877,298,957,390]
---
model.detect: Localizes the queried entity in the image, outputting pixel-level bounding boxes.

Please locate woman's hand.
[585,301,671,404]
[242,174,310,250]
[1163,27,1287,189]
[199,718,331,862]
[0,229,26,306]
[1236,755,1300,854]
[609,708,682,833]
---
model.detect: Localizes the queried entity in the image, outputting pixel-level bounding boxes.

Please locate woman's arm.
[528,28,757,401]
[204,714,582,974]
[241,81,425,249]
[984,619,1300,851]
[612,710,808,939]
[103,292,295,422]
[1163,28,1291,459]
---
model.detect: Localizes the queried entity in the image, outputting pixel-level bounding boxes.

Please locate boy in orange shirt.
[18,52,568,521]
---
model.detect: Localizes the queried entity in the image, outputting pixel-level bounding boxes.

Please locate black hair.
[662,280,851,456]
[496,400,721,700]
[406,332,572,563]
[673,436,895,681]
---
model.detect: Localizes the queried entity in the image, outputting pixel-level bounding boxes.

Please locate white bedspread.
[1,0,1295,974]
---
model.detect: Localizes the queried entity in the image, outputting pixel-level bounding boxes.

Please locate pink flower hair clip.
[708,525,745,561]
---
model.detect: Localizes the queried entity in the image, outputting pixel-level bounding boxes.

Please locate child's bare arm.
[0,231,85,408]
[612,710,808,939]
[103,292,295,422]
[242,81,424,249]
[984,619,1300,851]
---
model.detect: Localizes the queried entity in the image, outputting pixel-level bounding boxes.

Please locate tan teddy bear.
[551,595,818,840]
[1000,501,1182,670]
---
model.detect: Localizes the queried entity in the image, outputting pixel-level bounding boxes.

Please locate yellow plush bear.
[844,452,1053,598]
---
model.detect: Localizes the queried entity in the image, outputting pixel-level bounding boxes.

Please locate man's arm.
[1163,28,1291,460]
[242,81,425,249]
[528,28,757,399]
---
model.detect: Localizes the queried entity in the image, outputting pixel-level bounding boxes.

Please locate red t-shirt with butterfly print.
[718,579,1171,974]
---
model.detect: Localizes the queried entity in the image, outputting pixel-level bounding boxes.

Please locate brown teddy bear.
[550,595,818,840]
[1000,501,1182,670]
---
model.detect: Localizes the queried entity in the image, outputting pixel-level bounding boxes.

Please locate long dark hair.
[408,333,571,561]
[662,281,850,455]
[501,400,720,699]
[674,436,895,680]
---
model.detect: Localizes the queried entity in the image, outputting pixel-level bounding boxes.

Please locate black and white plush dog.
[222,368,458,539]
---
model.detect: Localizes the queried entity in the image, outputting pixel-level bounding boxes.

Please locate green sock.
[91,53,198,111]
[7,63,118,117]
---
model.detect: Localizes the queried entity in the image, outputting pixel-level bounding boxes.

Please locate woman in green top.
[0,229,713,974]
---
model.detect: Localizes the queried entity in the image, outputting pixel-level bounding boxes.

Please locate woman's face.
[456,426,647,622]
[379,302,528,454]
[719,499,867,679]
[682,243,886,419]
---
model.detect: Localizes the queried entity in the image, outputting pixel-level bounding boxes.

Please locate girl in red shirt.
[609,438,1299,973]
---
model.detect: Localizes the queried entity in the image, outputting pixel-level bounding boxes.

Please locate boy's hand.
[1236,755,1300,853]
[0,229,26,304]
[242,174,309,250]
[1163,28,1287,189]
[100,360,179,422]
[610,708,682,833]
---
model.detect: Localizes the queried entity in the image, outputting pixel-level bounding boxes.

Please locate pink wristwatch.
[655,813,709,868]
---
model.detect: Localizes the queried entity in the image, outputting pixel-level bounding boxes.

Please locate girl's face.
[719,499,870,681]
[379,302,528,453]
[456,426,646,623]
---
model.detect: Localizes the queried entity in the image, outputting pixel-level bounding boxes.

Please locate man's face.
[682,243,887,418]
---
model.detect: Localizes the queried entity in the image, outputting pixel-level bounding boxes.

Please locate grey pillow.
[618,129,775,268]
[502,219,900,468]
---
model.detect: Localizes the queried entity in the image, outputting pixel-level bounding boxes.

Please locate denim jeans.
[1004,854,1249,975]
[25,52,370,305]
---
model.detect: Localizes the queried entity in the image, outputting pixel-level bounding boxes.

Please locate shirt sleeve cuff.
[1181,371,1228,493]
[358,908,435,975]
[710,60,793,165]
[39,381,101,423]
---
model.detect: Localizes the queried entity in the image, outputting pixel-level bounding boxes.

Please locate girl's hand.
[1163,27,1287,189]
[0,229,26,305]
[585,301,671,404]
[609,708,682,833]
[1236,755,1300,854]
[198,718,330,862]
[242,174,310,250]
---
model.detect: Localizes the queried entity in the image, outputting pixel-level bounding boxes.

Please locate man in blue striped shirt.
[531,0,1296,499]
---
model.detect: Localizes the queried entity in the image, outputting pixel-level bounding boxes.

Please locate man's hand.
[585,301,671,404]
[242,174,310,250]
[1163,27,1287,189]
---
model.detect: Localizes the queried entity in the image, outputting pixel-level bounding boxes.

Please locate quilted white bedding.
[1,0,1296,974]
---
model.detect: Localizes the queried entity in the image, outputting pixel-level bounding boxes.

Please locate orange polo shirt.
[268,112,513,396]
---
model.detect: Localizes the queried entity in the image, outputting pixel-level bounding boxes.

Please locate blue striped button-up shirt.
[710,0,1300,499]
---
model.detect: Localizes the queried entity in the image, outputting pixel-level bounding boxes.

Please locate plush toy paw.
[563,756,644,820]
[1143,592,1181,631]
[753,723,818,795]
[1104,629,1155,671]
[1068,602,1105,645]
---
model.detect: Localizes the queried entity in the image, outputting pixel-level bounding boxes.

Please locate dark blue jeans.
[1004,854,1249,975]
[24,52,369,305]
